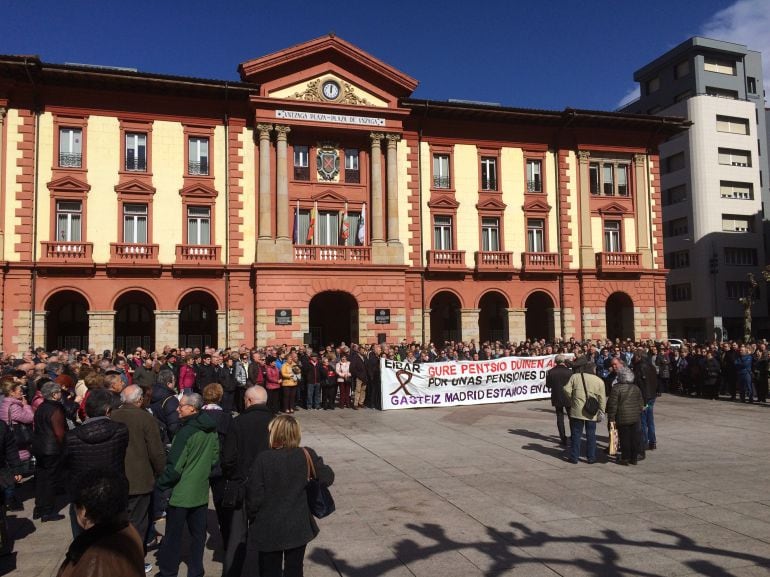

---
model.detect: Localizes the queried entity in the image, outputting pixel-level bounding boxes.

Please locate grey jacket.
[247,446,334,552]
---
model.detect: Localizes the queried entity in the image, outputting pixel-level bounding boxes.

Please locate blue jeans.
[569,418,597,462]
[307,382,321,409]
[158,504,207,577]
[738,373,753,401]
[641,398,656,446]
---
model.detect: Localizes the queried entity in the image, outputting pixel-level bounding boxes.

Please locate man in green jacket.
[156,392,218,577]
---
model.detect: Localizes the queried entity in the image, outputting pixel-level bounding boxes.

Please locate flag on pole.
[307,202,316,244]
[357,203,366,245]
[340,202,350,245]
[292,200,299,244]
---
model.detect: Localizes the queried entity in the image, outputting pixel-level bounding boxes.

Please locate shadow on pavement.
[310,520,769,577]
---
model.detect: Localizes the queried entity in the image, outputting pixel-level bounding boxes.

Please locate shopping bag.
[609,422,619,456]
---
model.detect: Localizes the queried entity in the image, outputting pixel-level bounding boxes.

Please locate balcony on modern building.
[175,244,222,267]
[40,241,93,264]
[596,251,641,272]
[521,252,560,272]
[426,249,466,271]
[109,243,160,266]
[474,251,514,272]
[293,245,371,264]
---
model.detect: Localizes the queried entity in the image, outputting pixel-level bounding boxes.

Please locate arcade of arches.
[35,285,641,352]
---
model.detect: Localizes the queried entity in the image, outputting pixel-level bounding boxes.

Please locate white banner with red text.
[380,355,560,410]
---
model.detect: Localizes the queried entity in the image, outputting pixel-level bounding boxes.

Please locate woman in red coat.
[178,355,197,394]
[264,356,282,414]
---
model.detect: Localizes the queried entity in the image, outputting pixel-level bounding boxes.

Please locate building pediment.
[114,179,156,196]
[476,197,507,211]
[311,189,348,203]
[522,198,551,212]
[178,182,218,199]
[47,175,91,194]
[597,201,629,215]
[239,35,417,107]
[428,195,460,209]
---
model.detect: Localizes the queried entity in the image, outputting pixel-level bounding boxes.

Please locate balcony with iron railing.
[595,251,641,272]
[527,179,542,193]
[188,160,209,176]
[294,166,310,181]
[109,243,159,265]
[474,251,513,272]
[344,169,360,184]
[426,249,466,271]
[58,153,82,168]
[175,244,221,266]
[481,178,497,191]
[125,158,147,172]
[40,241,93,264]
[294,245,371,264]
[521,252,560,272]
[432,176,451,189]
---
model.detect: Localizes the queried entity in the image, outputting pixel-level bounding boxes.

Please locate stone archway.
[478,291,509,343]
[308,291,359,349]
[430,291,462,344]
[525,291,555,340]
[606,292,635,341]
[114,290,156,352]
[179,291,218,349]
[45,290,89,351]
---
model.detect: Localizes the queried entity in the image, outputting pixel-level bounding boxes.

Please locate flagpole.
[314,200,318,245]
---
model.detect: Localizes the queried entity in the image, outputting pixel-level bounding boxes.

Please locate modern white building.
[623,37,769,341]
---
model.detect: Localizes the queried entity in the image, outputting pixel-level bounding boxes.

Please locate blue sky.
[1,0,767,111]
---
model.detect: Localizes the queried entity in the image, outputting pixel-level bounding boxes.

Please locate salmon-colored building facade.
[0,36,687,354]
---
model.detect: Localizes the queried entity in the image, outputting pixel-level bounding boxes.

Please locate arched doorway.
[114,291,156,352]
[606,292,635,340]
[525,291,554,340]
[179,291,218,349]
[45,291,89,351]
[430,291,461,344]
[479,291,508,343]
[308,291,358,350]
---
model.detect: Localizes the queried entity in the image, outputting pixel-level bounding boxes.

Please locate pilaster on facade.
[155,310,180,350]
[576,151,595,268]
[460,308,481,344]
[507,308,527,344]
[633,153,653,268]
[88,311,116,356]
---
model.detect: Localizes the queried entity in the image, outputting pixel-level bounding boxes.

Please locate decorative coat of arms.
[316,143,340,181]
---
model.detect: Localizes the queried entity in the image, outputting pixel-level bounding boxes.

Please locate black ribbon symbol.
[390,370,414,396]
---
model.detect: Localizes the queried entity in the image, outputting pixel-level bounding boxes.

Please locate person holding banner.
[349,344,367,410]
[562,356,606,464]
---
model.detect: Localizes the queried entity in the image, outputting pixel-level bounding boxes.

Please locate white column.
[275,125,291,241]
[257,124,273,239]
[370,133,385,244]
[385,133,401,244]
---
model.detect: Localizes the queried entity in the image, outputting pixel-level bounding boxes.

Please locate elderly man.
[31,381,67,521]
[545,355,572,446]
[562,356,607,464]
[156,392,218,577]
[111,385,166,551]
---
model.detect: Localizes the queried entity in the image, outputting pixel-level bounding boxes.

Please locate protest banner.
[380,355,561,410]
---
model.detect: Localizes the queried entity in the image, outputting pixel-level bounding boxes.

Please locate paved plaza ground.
[3,394,770,577]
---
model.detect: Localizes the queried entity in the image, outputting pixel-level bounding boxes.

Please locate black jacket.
[0,420,21,475]
[546,364,572,408]
[633,357,658,402]
[32,399,67,457]
[366,351,380,383]
[150,384,180,440]
[221,404,272,483]
[349,352,367,382]
[195,363,220,392]
[246,446,334,552]
[63,417,129,494]
[202,407,232,478]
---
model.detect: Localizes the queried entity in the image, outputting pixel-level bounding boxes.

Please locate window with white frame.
[720,181,754,200]
[317,211,340,245]
[718,148,751,167]
[603,220,621,252]
[123,203,148,244]
[527,218,545,252]
[125,132,147,171]
[722,214,754,232]
[616,164,629,196]
[704,57,736,75]
[433,215,453,250]
[590,161,630,195]
[188,137,209,175]
[344,149,359,183]
[724,247,757,266]
[56,201,82,242]
[526,159,542,192]
[59,128,82,168]
[433,154,450,188]
[294,145,309,180]
[187,206,211,245]
[716,115,749,135]
[481,217,500,251]
[480,157,497,191]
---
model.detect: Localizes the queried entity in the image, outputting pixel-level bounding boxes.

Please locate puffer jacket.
[0,396,34,461]
[606,382,645,425]
[63,417,129,494]
[149,384,180,440]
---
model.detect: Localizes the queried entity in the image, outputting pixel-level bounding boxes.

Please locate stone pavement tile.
[637,509,702,528]
[722,500,770,523]
[646,491,708,510]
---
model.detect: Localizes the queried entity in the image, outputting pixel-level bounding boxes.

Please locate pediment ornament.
[288,79,374,107]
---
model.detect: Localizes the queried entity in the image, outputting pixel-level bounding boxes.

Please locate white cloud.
[616,85,641,110]
[701,0,770,97]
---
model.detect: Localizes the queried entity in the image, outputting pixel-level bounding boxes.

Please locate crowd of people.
[0,335,767,575]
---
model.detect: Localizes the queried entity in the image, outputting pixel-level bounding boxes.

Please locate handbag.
[222,479,245,509]
[608,422,619,456]
[7,406,32,449]
[581,374,601,418]
[302,447,335,519]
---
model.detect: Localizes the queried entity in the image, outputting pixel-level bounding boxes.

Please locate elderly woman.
[605,367,645,466]
[0,378,34,511]
[202,383,233,548]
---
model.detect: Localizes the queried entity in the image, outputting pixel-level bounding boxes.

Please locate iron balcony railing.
[433,176,451,189]
[188,160,209,176]
[59,152,82,168]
